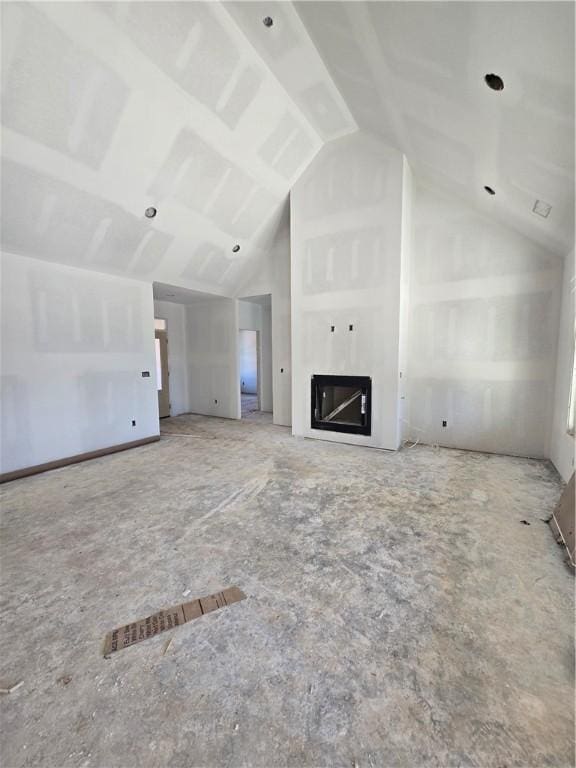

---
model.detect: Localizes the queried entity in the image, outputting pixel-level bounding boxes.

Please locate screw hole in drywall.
[349,324,354,331]
[442,420,447,427]
[263,16,273,27]
[330,326,335,332]
[484,185,496,195]
[132,420,136,427]
[214,399,218,404]
[144,207,157,218]
[280,368,284,373]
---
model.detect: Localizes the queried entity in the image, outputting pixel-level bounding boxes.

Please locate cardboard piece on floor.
[549,473,575,567]
[102,586,246,656]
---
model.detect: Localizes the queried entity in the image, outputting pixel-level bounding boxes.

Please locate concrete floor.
[241,393,260,419]
[0,414,573,768]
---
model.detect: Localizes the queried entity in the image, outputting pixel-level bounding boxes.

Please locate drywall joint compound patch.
[102,586,246,655]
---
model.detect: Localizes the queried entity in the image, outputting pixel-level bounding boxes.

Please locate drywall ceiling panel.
[1,3,128,170]
[1,159,173,277]
[222,1,356,141]
[99,1,262,130]
[1,0,333,296]
[295,1,575,255]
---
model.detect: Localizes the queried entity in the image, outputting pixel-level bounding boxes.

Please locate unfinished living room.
[1,1,575,767]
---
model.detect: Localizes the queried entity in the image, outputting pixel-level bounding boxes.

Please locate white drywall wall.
[406,183,562,458]
[238,300,262,332]
[260,303,273,412]
[186,298,240,419]
[549,251,575,481]
[290,132,406,449]
[1,252,158,474]
[239,216,292,426]
[399,157,413,443]
[153,299,189,416]
[239,330,258,394]
[271,225,292,426]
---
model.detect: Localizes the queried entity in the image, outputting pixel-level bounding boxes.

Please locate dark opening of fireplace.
[311,375,371,435]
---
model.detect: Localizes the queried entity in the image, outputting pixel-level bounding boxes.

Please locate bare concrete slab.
[0,414,573,767]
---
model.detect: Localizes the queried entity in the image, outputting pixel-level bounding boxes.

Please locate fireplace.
[311,375,372,435]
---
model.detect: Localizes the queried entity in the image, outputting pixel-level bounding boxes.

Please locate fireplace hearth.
[311,375,372,435]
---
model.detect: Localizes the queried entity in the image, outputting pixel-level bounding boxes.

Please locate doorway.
[154,318,170,418]
[239,329,260,418]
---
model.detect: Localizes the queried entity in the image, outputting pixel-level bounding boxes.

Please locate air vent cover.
[532,199,552,218]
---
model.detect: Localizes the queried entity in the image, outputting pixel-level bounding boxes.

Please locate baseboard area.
[0,435,160,484]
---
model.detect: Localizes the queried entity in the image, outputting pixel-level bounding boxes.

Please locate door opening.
[239,329,259,419]
[155,318,170,418]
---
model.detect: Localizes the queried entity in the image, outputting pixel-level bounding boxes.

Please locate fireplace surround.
[311,375,372,435]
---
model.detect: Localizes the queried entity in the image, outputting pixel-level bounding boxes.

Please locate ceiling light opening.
[484,73,504,91]
[145,207,157,218]
[263,16,273,27]
[232,244,240,253]
[484,186,496,195]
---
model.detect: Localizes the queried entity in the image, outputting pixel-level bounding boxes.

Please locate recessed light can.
[484,73,504,91]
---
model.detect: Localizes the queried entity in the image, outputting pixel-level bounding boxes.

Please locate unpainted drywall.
[0,0,354,296]
[290,132,407,449]
[270,225,292,426]
[260,303,273,412]
[186,298,240,419]
[153,299,189,416]
[237,216,291,425]
[406,183,562,458]
[399,157,413,442]
[296,1,575,256]
[549,250,575,480]
[239,330,258,394]
[238,300,262,333]
[1,252,158,474]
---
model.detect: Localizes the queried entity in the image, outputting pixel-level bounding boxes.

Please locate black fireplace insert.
[311,375,372,435]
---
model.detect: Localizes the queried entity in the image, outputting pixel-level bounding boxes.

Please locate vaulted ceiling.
[295,1,575,256]
[1,1,355,296]
[1,2,573,297]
